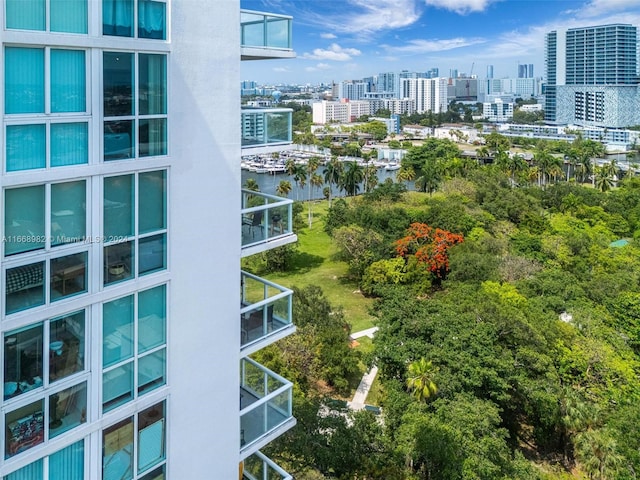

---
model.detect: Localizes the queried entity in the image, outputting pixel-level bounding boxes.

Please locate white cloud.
[302,43,362,62]
[320,33,337,39]
[306,63,333,72]
[423,0,498,14]
[272,67,290,72]
[384,37,486,53]
[303,0,422,34]
[580,0,640,17]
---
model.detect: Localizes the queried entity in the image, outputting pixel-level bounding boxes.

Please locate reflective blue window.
[5,47,44,114]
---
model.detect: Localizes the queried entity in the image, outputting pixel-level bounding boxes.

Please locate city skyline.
[241,0,640,85]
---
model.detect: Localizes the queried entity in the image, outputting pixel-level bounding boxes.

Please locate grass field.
[266,200,376,333]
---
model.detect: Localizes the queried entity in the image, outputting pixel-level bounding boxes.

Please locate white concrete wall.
[169,1,240,477]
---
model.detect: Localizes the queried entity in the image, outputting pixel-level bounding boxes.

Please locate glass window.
[138,234,165,275]
[49,311,85,383]
[50,252,88,301]
[6,0,45,31]
[104,120,134,160]
[4,324,44,400]
[5,441,84,479]
[103,171,167,287]
[6,123,89,171]
[5,459,44,480]
[5,47,44,114]
[103,0,133,37]
[104,175,134,238]
[138,285,166,353]
[137,403,165,472]
[103,295,134,368]
[49,441,85,479]
[51,50,86,113]
[5,400,45,458]
[51,123,89,167]
[140,466,165,480]
[103,363,134,412]
[5,186,45,256]
[49,383,87,438]
[6,124,46,172]
[104,52,167,162]
[139,119,167,158]
[51,181,86,246]
[50,0,87,33]
[102,287,167,412]
[104,241,135,285]
[6,0,87,33]
[138,349,165,394]
[138,0,166,39]
[102,405,166,480]
[102,418,134,479]
[139,171,166,233]
[6,262,46,314]
[104,52,134,116]
[139,54,166,115]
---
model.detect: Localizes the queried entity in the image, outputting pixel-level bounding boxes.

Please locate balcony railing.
[241,271,294,355]
[241,190,296,254]
[241,108,292,149]
[241,10,292,51]
[240,358,295,455]
[242,451,292,480]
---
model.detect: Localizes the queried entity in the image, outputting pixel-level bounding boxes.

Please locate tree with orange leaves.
[395,222,464,282]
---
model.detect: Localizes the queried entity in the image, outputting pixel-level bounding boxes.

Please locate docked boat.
[385,162,401,171]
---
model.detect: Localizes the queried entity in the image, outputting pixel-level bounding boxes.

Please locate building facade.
[312,100,371,124]
[0,1,296,479]
[401,77,448,114]
[483,99,514,122]
[545,23,640,127]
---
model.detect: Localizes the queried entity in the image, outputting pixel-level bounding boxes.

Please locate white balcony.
[241,190,297,257]
[241,271,295,357]
[242,451,292,480]
[241,108,293,153]
[241,10,295,60]
[240,358,296,459]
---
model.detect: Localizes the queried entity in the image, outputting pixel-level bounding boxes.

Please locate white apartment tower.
[545,24,639,127]
[0,1,296,479]
[401,77,448,114]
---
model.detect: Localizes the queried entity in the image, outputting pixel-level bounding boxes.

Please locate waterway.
[241,168,403,201]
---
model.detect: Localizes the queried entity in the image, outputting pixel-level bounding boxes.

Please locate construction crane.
[465,62,475,99]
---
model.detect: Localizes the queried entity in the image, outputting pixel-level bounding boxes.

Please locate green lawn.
[267,200,376,333]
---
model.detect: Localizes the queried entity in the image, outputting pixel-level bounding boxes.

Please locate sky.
[240,0,640,86]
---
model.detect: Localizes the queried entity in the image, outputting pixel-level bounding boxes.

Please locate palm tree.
[574,429,623,480]
[284,158,296,177]
[508,154,529,186]
[406,358,438,402]
[595,167,614,192]
[582,139,606,187]
[363,164,378,193]
[603,159,618,184]
[415,159,441,196]
[308,173,323,227]
[292,164,307,201]
[476,146,491,164]
[396,165,415,183]
[243,178,259,192]
[339,161,364,196]
[323,156,343,206]
[533,147,560,188]
[275,180,292,198]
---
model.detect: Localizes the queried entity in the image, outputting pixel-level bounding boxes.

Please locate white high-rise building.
[401,78,448,114]
[0,1,296,479]
[545,24,639,127]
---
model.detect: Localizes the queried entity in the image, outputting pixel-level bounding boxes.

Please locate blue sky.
[240,0,640,85]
